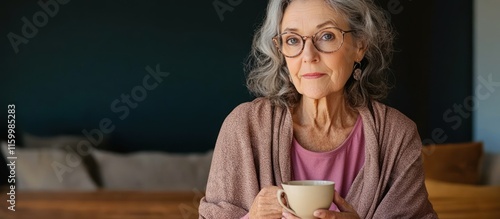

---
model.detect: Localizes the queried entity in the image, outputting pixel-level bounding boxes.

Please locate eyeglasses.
[273,27,355,58]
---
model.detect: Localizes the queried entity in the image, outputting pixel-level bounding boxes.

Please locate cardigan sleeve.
[198,103,260,219]
[372,117,437,218]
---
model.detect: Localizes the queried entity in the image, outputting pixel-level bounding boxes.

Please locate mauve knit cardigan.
[199,98,437,219]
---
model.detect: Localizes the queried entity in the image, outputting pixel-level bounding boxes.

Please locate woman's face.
[280,0,366,100]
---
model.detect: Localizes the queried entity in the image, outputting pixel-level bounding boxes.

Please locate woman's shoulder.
[364,101,422,155]
[359,101,420,152]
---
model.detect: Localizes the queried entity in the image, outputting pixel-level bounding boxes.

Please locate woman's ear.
[355,39,368,61]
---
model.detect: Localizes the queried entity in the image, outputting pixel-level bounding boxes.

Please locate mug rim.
[282,180,335,186]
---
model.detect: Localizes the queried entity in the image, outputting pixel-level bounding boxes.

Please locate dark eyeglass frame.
[272,27,355,58]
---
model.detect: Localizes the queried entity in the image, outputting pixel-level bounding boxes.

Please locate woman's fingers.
[307,191,360,219]
[313,209,360,219]
[333,190,356,213]
[256,188,361,219]
[282,211,300,219]
[249,186,284,218]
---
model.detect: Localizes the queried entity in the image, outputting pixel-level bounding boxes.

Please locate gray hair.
[245,0,394,108]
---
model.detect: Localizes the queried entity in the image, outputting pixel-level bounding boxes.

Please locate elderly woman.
[199,0,436,218]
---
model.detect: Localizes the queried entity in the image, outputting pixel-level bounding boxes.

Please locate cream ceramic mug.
[276,180,335,219]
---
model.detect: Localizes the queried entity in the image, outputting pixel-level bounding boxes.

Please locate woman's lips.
[301,72,327,79]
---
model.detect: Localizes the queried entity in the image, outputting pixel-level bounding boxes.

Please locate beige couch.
[1,133,213,191]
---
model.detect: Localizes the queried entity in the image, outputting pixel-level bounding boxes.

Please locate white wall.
[474,0,500,154]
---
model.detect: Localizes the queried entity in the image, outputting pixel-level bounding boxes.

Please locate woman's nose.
[301,38,320,63]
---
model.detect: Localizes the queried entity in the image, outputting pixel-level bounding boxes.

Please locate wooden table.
[4,182,499,219]
[0,189,203,219]
[426,179,500,219]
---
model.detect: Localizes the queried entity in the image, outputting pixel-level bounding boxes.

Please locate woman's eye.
[320,32,335,41]
[286,37,300,46]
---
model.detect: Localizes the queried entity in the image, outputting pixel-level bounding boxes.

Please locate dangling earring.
[353,61,362,81]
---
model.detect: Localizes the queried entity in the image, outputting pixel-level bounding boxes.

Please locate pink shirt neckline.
[292,115,362,157]
[291,115,365,211]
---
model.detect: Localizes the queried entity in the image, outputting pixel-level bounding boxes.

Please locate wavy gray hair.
[245,0,394,108]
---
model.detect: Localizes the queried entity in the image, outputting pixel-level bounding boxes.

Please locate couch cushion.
[0,141,97,190]
[21,133,104,187]
[93,149,213,191]
[422,142,483,185]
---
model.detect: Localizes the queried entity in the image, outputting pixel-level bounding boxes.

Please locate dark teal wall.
[1,0,473,153]
[1,0,266,152]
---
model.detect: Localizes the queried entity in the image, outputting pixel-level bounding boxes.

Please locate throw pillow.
[422,142,483,185]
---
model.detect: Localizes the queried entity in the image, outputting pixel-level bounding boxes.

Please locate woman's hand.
[282,190,360,219]
[249,186,284,219]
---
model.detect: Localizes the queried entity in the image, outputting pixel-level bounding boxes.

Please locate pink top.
[291,115,365,211]
[241,116,365,218]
